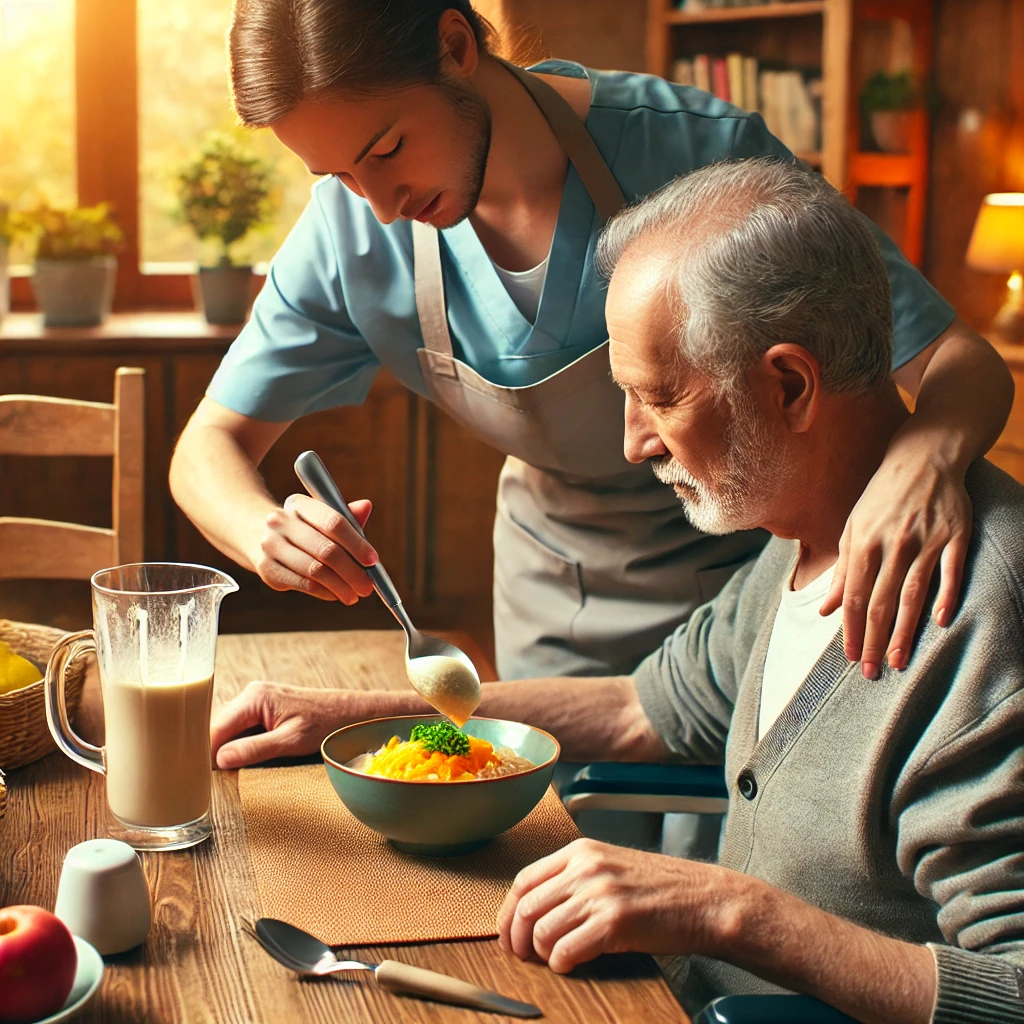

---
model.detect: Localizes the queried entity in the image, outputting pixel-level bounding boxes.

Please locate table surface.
[0,629,689,1024]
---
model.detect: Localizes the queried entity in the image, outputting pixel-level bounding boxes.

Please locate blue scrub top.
[207,60,956,423]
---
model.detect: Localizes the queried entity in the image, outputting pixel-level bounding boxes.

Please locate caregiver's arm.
[823,317,1014,676]
[170,397,377,604]
[209,674,669,769]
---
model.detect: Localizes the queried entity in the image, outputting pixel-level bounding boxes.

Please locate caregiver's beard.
[435,77,493,229]
[651,395,787,536]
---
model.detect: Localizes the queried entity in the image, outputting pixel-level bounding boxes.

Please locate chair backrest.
[0,367,145,580]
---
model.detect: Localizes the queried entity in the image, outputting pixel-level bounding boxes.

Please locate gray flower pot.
[31,256,117,327]
[193,265,253,325]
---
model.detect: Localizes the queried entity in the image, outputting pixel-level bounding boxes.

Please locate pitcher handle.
[44,630,105,775]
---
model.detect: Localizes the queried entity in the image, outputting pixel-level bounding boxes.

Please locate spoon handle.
[375,961,542,1018]
[294,451,403,611]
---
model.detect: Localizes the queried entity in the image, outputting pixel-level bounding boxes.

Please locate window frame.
[12,0,211,310]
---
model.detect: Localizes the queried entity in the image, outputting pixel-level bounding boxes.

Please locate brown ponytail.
[229,1,503,127]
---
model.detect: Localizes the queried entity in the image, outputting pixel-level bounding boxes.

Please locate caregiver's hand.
[820,439,972,680]
[497,838,736,973]
[211,681,367,769]
[253,494,379,604]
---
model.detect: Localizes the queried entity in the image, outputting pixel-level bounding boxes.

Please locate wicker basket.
[0,620,88,771]
[0,768,6,822]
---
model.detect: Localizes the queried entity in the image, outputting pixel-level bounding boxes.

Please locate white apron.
[413,61,766,680]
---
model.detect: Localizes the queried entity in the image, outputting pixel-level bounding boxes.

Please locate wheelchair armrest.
[561,762,729,818]
[693,994,858,1024]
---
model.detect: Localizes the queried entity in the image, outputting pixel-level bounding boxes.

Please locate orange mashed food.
[365,735,525,781]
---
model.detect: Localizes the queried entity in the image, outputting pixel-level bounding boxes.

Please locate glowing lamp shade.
[966,194,1024,273]
[966,193,1024,343]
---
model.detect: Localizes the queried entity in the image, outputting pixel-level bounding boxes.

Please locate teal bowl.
[321,715,560,856]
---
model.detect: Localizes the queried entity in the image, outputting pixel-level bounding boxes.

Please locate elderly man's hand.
[210,681,368,769]
[820,440,971,679]
[497,838,737,973]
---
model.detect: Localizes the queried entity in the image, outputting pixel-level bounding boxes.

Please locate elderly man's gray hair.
[596,158,894,396]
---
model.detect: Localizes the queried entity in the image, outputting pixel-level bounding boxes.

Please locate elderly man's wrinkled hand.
[497,838,736,973]
[820,445,972,679]
[210,680,361,769]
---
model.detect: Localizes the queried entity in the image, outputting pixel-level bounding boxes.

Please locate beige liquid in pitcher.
[102,674,214,828]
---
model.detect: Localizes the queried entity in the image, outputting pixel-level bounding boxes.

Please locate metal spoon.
[293,451,481,720]
[245,918,542,1018]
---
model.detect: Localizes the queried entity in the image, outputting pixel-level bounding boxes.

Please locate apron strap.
[498,59,626,223]
[412,219,458,364]
[414,60,627,358]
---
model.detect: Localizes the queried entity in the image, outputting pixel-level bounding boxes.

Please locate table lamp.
[966,192,1024,344]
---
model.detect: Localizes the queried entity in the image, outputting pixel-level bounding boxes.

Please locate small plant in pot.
[861,70,920,154]
[176,131,277,325]
[18,202,124,327]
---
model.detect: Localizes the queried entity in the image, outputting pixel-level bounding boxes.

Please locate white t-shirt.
[492,253,550,324]
[758,562,843,739]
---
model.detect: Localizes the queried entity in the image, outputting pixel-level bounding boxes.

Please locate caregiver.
[171,0,1012,684]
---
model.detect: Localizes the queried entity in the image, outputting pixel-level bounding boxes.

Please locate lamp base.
[992,292,1024,345]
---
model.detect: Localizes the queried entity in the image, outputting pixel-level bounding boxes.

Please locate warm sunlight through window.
[137,0,314,269]
[0,0,76,217]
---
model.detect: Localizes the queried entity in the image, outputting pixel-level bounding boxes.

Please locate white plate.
[33,936,104,1024]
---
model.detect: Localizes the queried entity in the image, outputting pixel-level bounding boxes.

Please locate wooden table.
[0,630,689,1024]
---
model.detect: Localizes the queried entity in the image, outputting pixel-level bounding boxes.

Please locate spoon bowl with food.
[294,452,482,724]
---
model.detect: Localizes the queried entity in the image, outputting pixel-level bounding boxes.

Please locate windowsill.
[0,310,241,349]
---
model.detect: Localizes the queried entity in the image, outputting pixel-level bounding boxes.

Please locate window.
[138,0,313,269]
[5,0,313,308]
[0,0,76,263]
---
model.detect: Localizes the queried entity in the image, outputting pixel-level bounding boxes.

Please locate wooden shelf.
[666,2,826,25]
[848,151,916,187]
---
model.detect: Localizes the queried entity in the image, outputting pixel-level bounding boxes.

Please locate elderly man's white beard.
[651,399,781,536]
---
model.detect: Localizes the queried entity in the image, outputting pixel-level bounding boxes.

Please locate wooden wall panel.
[497,0,648,71]
[420,404,506,603]
[925,0,1024,329]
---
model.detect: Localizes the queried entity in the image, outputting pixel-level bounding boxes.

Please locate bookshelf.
[845,0,933,266]
[647,0,853,186]
[665,2,827,26]
[647,0,934,267]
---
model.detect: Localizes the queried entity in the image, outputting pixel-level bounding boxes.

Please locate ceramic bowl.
[321,715,559,855]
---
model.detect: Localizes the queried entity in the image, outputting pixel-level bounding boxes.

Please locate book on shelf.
[669,54,822,154]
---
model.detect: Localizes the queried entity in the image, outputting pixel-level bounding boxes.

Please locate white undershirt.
[492,252,550,324]
[758,562,843,740]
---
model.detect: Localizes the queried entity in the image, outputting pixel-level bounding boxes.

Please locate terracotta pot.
[193,265,253,325]
[31,256,117,327]
[870,110,914,154]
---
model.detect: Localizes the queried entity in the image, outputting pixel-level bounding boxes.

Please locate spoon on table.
[294,450,482,725]
[244,917,542,1018]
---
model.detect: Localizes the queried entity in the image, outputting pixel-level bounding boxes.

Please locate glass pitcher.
[45,563,238,851]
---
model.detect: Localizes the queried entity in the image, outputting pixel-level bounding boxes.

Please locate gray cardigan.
[635,459,1024,1023]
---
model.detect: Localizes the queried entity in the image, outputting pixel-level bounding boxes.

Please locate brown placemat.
[238,764,581,945]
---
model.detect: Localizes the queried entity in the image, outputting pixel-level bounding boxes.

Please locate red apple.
[0,906,77,1024]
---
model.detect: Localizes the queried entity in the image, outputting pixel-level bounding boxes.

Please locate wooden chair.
[0,367,145,579]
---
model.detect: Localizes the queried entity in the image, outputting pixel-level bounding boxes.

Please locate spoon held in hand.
[293,450,481,725]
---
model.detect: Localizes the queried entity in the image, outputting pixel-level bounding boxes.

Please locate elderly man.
[211,159,1024,1023]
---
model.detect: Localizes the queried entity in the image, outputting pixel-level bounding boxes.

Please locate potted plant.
[18,202,124,327]
[176,131,277,325]
[861,71,920,154]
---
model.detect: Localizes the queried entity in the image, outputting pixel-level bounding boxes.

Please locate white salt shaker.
[54,839,151,954]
